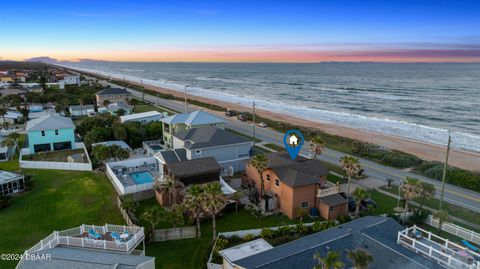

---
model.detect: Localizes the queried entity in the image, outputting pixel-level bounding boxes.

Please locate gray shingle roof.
[265,152,328,187]
[161,110,225,126]
[234,216,443,269]
[26,115,74,131]
[17,246,154,269]
[167,157,221,178]
[96,87,130,96]
[318,193,347,207]
[158,148,188,164]
[173,127,252,149]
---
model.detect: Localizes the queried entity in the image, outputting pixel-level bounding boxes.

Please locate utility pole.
[252,101,256,147]
[439,130,452,211]
[157,93,159,106]
[184,84,189,113]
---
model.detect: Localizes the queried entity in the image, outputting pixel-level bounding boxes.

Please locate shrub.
[243,233,256,241]
[381,151,422,168]
[260,228,274,238]
[24,174,34,191]
[0,195,12,209]
[276,226,292,236]
[337,215,352,224]
[409,209,431,225]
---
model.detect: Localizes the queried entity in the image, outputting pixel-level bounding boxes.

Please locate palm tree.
[419,182,435,210]
[400,177,423,220]
[310,135,325,160]
[0,107,7,128]
[249,154,269,198]
[230,191,244,212]
[352,188,368,218]
[6,132,20,152]
[347,248,373,269]
[434,210,449,236]
[182,184,205,238]
[156,175,178,206]
[340,155,361,212]
[314,250,344,269]
[201,182,227,240]
[140,206,164,240]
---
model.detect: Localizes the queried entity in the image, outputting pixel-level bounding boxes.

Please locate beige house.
[95,87,130,106]
[245,152,346,219]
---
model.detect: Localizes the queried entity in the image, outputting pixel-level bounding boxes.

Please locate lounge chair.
[88,229,102,239]
[414,230,423,239]
[461,240,479,252]
[111,232,121,241]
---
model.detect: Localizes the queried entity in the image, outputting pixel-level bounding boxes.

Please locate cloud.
[25,56,59,63]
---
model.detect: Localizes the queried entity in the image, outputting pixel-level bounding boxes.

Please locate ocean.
[60,62,480,152]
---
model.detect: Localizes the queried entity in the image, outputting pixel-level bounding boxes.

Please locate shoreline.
[75,68,480,172]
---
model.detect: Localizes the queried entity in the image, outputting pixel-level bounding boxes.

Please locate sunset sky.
[2,0,480,63]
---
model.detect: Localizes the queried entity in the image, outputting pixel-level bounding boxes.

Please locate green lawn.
[134,104,173,115]
[145,209,309,269]
[0,160,124,269]
[226,128,262,143]
[381,185,480,225]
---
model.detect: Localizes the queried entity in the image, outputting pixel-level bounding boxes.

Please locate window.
[55,129,59,135]
[301,202,309,208]
[275,179,280,187]
[41,130,45,136]
[266,174,270,181]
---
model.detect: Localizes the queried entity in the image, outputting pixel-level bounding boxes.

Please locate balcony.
[317,185,340,197]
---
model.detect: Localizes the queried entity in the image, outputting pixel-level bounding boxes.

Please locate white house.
[120,111,163,123]
[155,126,253,174]
[59,75,81,89]
[69,104,95,117]
[289,135,298,146]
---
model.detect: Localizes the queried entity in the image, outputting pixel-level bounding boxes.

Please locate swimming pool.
[150,145,162,151]
[129,171,154,184]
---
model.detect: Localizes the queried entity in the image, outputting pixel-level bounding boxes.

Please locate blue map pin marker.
[283,130,304,160]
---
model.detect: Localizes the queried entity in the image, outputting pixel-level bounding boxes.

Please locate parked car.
[339,192,376,212]
[360,198,377,210]
[225,110,236,117]
[258,122,268,128]
[237,114,247,121]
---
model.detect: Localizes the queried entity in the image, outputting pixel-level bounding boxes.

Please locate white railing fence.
[398,225,480,269]
[19,143,92,171]
[424,215,480,245]
[317,185,340,197]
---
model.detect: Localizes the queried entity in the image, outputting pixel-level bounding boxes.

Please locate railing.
[23,224,144,256]
[398,225,480,269]
[425,215,480,245]
[317,185,340,197]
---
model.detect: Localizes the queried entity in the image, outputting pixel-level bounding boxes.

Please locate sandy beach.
[82,70,480,172]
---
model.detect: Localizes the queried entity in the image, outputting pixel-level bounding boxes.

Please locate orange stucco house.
[245,152,347,219]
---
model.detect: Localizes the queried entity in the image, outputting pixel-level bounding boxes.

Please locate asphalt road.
[101,78,480,214]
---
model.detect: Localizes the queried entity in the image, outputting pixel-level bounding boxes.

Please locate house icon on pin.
[289,135,298,146]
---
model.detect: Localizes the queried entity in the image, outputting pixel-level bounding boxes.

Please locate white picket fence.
[424,215,480,245]
[19,143,92,171]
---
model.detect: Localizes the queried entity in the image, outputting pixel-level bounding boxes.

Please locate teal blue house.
[26,115,76,153]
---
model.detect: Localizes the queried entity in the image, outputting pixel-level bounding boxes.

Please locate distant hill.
[0,61,49,70]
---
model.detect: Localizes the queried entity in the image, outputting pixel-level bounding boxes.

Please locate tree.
[182,184,205,238]
[110,144,129,161]
[145,121,163,140]
[120,195,137,214]
[112,123,128,141]
[249,154,269,199]
[167,204,185,228]
[230,191,244,212]
[0,107,7,128]
[340,155,361,212]
[55,102,65,115]
[91,144,111,166]
[103,100,111,107]
[434,210,448,236]
[156,175,179,206]
[400,177,423,221]
[20,108,29,122]
[140,206,165,240]
[116,108,126,117]
[347,248,373,269]
[6,132,20,153]
[128,98,140,111]
[0,136,17,154]
[201,182,227,240]
[419,182,435,210]
[351,188,368,218]
[310,135,325,160]
[314,250,344,269]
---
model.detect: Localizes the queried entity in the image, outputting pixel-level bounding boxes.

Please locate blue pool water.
[129,171,154,184]
[150,145,162,151]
